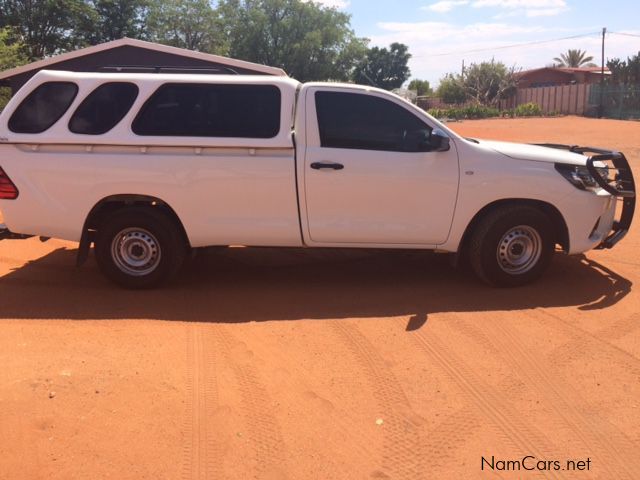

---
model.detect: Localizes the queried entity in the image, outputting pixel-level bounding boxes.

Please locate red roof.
[515,66,609,78]
[555,66,609,73]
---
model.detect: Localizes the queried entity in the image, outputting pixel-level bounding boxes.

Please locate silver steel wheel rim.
[496,225,542,274]
[111,227,161,276]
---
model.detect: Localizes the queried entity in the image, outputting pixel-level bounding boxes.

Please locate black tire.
[468,205,554,287]
[95,207,186,289]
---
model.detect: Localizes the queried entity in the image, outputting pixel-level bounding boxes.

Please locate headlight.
[555,163,609,192]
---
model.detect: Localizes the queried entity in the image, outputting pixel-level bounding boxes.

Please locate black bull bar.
[536,143,636,249]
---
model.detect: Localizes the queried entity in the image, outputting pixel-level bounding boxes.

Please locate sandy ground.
[1,116,639,479]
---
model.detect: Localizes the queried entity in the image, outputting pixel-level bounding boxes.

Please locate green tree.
[0,27,26,70]
[462,60,517,106]
[146,0,225,53]
[0,0,95,59]
[0,27,28,109]
[83,0,149,44]
[352,42,411,90]
[553,49,596,68]
[604,51,640,116]
[436,74,466,104]
[607,51,640,84]
[408,78,432,96]
[218,0,367,81]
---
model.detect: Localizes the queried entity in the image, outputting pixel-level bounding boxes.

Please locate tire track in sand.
[544,309,640,372]
[410,322,564,480]
[595,312,640,342]
[214,326,288,479]
[513,310,640,478]
[453,313,638,479]
[330,322,426,480]
[181,324,224,480]
[421,408,482,475]
[232,324,380,475]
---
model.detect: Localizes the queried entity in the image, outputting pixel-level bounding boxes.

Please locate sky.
[314,0,640,87]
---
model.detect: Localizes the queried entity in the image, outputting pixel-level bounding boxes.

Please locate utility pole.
[461,59,465,79]
[599,27,606,118]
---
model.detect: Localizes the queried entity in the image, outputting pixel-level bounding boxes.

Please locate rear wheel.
[95,207,185,289]
[469,205,554,287]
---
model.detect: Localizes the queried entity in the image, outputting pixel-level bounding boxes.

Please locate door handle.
[310,162,344,170]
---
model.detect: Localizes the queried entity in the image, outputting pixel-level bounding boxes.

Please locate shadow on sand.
[0,246,631,325]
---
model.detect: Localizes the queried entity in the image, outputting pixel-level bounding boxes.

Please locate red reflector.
[0,167,18,199]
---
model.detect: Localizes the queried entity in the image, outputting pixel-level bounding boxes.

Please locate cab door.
[300,86,459,246]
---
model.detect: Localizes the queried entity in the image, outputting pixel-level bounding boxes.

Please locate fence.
[421,84,596,116]
[417,96,476,111]
[503,84,595,116]
[589,84,640,120]
[415,83,640,120]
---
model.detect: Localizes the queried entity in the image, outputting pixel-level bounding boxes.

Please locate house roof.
[0,37,288,81]
[557,66,609,73]
[515,66,610,78]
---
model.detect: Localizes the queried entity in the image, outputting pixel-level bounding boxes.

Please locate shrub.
[513,102,543,117]
[463,104,500,119]
[436,75,467,104]
[427,107,448,119]
[427,104,500,120]
[427,102,547,120]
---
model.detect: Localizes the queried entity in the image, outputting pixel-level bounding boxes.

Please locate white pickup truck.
[0,70,635,288]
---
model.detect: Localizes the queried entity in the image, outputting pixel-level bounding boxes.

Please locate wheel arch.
[77,194,190,266]
[458,198,569,257]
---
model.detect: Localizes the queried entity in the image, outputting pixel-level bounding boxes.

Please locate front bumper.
[536,144,636,249]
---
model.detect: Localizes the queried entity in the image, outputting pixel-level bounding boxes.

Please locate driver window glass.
[315,91,432,152]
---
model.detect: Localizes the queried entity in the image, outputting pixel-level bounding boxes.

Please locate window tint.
[69,82,139,134]
[315,91,432,152]
[132,84,281,138]
[9,82,78,133]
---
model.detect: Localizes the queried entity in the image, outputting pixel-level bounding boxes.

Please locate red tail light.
[0,167,19,199]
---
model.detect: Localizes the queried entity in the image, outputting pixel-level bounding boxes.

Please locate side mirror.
[430,129,450,152]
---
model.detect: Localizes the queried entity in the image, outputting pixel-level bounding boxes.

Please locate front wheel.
[468,205,555,287]
[95,207,186,289]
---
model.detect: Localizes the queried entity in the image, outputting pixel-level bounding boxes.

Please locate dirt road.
[1,117,639,479]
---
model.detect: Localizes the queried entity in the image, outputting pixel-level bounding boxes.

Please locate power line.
[609,31,640,39]
[413,31,601,58]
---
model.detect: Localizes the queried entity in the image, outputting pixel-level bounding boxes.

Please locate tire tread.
[468,205,553,287]
[95,207,186,289]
